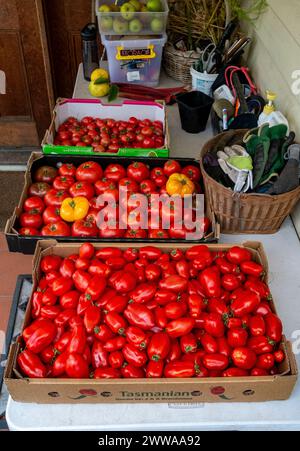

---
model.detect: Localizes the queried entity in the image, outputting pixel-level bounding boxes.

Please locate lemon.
[90,68,109,82]
[88,81,110,97]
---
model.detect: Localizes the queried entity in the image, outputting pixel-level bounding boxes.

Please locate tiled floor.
[0,234,32,337]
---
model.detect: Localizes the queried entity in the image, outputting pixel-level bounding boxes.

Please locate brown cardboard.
[4,152,220,251]
[4,241,298,404]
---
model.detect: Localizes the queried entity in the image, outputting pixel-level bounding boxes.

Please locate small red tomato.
[53,175,75,191]
[76,161,103,183]
[59,163,76,177]
[227,328,248,347]
[20,211,43,229]
[42,206,61,224]
[69,182,95,200]
[274,349,285,363]
[181,165,201,182]
[127,162,150,183]
[232,347,257,370]
[256,353,275,370]
[23,196,45,214]
[19,227,39,236]
[163,159,181,176]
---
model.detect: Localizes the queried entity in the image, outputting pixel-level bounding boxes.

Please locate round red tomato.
[153,174,167,187]
[72,219,98,237]
[44,189,68,207]
[42,206,61,224]
[19,227,40,236]
[181,165,201,182]
[98,227,125,238]
[107,144,120,153]
[76,161,102,183]
[28,182,51,198]
[23,196,45,214]
[85,208,99,224]
[69,182,95,199]
[141,137,155,149]
[150,167,164,181]
[148,229,169,239]
[20,211,43,229]
[81,116,93,125]
[232,347,257,370]
[53,175,75,191]
[34,166,58,183]
[41,221,71,236]
[58,163,76,177]
[140,179,157,195]
[92,144,105,153]
[154,137,164,148]
[124,229,147,239]
[104,164,126,183]
[119,178,139,194]
[163,160,181,176]
[127,162,150,183]
[94,178,112,196]
[168,226,187,239]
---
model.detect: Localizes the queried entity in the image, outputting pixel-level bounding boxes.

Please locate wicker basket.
[163,43,200,85]
[199,131,300,234]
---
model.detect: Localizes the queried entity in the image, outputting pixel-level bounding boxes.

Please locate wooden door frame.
[0,0,55,147]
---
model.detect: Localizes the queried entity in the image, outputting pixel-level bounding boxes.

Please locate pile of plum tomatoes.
[17,244,285,379]
[54,116,165,152]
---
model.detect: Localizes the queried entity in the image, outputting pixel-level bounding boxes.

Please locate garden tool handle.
[232,72,249,113]
[225,66,257,99]
[215,19,238,69]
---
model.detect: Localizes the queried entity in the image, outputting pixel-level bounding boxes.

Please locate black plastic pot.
[176,91,214,134]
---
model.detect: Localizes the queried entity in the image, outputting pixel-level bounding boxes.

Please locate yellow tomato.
[60,197,89,222]
[166,173,195,197]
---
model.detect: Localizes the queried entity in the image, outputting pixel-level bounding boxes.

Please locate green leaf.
[94,76,109,85]
[108,84,119,102]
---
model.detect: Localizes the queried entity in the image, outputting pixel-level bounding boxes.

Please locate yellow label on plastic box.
[116,45,156,60]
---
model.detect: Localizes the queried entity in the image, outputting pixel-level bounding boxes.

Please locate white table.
[6,65,300,431]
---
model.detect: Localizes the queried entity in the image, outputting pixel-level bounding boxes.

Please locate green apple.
[120,2,136,20]
[113,18,129,33]
[150,17,163,32]
[98,4,111,12]
[129,0,141,11]
[129,18,143,33]
[100,16,113,31]
[147,0,162,12]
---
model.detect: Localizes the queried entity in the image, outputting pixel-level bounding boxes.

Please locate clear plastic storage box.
[102,33,167,86]
[96,0,169,36]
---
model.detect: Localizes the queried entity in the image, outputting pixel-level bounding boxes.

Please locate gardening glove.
[244,128,270,188]
[266,144,300,195]
[243,123,269,142]
[259,130,295,185]
[217,145,253,192]
[203,153,235,189]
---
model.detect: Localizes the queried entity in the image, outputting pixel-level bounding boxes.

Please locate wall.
[242,0,300,236]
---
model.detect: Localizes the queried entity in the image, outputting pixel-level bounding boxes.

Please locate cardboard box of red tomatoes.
[42,98,170,157]
[5,152,220,254]
[4,240,297,404]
